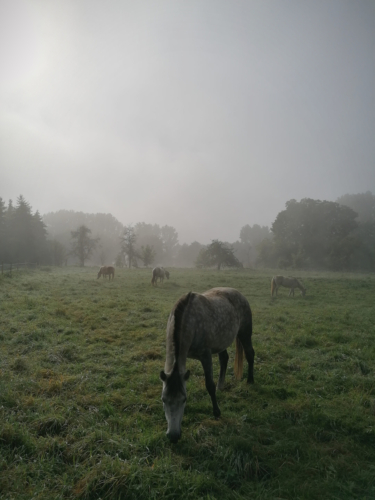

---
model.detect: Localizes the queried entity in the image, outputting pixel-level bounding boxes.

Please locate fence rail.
[1,262,38,275]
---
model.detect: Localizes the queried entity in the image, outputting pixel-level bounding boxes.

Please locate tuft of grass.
[10,357,28,372]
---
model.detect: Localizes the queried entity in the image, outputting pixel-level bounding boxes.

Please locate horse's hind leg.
[237,329,255,384]
[200,350,221,418]
[217,349,229,391]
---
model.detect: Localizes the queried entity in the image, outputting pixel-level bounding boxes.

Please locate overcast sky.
[1,0,374,244]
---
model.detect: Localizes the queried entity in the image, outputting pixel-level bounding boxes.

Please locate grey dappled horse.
[160,287,254,443]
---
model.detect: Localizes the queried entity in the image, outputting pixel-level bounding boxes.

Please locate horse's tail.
[271,277,276,296]
[234,336,244,380]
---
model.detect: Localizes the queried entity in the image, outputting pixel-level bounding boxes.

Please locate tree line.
[1,192,374,271]
[257,193,375,271]
[0,196,50,265]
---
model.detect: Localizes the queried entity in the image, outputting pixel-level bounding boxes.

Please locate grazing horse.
[160,287,254,443]
[151,266,170,285]
[271,275,306,297]
[97,266,115,280]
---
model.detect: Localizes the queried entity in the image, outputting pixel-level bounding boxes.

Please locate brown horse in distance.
[97,266,115,280]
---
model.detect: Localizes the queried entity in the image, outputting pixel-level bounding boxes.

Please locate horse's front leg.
[200,350,221,418]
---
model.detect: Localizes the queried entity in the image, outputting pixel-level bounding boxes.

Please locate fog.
[1,0,374,244]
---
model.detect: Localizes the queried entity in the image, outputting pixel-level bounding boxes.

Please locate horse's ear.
[160,370,167,382]
[184,370,190,381]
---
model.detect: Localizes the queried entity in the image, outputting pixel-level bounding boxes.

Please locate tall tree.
[161,225,179,264]
[0,197,6,262]
[70,225,99,266]
[270,198,358,269]
[120,225,138,268]
[31,211,48,263]
[238,224,271,267]
[43,210,123,266]
[134,222,164,262]
[196,240,242,270]
[336,191,375,223]
[140,244,157,267]
[50,239,67,266]
[175,241,205,267]
[0,196,49,264]
[12,195,34,262]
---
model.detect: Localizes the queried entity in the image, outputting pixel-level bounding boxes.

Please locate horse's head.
[165,270,170,279]
[97,269,102,279]
[301,288,307,297]
[160,365,190,443]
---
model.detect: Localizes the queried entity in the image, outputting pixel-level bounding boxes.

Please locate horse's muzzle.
[166,430,181,443]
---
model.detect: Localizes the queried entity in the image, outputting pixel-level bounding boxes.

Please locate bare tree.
[120,225,139,268]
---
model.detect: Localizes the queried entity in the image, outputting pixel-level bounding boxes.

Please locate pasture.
[0,267,374,500]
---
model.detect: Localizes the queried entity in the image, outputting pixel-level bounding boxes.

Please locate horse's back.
[203,287,250,312]
[188,288,251,354]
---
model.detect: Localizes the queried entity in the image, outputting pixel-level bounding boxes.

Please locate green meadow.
[0,267,374,500]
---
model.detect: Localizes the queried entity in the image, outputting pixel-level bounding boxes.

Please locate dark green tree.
[31,211,48,263]
[270,198,358,269]
[70,225,99,266]
[196,240,242,270]
[0,197,6,262]
[11,196,33,262]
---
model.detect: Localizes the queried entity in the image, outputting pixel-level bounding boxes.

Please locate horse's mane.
[173,292,193,361]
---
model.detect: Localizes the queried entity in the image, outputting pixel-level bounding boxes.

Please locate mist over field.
[1,1,374,244]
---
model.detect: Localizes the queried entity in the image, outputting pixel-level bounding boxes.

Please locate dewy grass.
[0,267,375,499]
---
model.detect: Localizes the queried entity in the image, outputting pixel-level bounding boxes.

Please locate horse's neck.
[165,315,188,374]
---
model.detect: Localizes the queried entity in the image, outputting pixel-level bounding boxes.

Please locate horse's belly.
[207,323,239,354]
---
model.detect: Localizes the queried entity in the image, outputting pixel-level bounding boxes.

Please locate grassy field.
[0,266,375,500]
